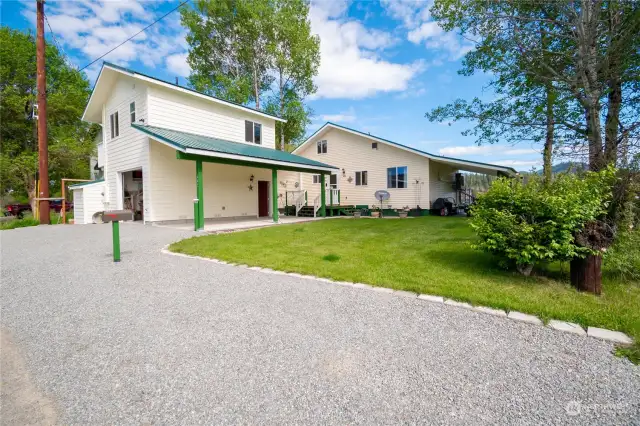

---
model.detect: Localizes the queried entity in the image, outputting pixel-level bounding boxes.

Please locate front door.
[329,173,338,189]
[258,181,269,217]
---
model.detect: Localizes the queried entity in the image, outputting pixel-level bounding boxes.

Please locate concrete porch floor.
[154,215,334,233]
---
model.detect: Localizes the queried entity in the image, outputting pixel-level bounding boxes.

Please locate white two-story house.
[73,62,336,227]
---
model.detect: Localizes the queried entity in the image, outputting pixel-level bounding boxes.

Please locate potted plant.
[353,209,362,218]
[398,206,410,218]
[370,204,381,218]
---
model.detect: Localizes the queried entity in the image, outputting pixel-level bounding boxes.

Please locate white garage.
[70,179,106,224]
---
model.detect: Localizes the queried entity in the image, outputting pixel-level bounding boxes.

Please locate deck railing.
[313,195,321,217]
[326,189,340,205]
[294,191,306,216]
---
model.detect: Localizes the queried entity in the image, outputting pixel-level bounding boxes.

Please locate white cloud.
[439,145,539,156]
[494,159,543,168]
[166,53,191,77]
[23,1,188,81]
[381,0,473,61]
[310,0,424,99]
[319,107,357,123]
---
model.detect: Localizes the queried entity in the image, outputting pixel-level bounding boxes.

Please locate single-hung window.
[245,120,262,144]
[387,166,407,189]
[316,140,327,154]
[312,174,321,184]
[355,171,367,186]
[372,142,378,150]
[110,111,119,139]
[129,102,135,126]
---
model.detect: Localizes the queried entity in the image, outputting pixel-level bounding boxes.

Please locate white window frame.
[110,111,119,139]
[316,140,327,154]
[355,171,368,186]
[129,102,135,126]
[245,120,262,144]
[387,166,407,189]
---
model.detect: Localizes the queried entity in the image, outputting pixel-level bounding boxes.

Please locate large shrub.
[470,169,614,275]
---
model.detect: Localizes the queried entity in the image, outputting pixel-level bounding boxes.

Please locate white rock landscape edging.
[161,246,634,347]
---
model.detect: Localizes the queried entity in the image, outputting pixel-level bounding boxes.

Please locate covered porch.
[132,124,337,230]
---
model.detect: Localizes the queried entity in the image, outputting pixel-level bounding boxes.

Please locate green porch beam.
[320,174,326,217]
[272,168,279,223]
[196,159,204,230]
[176,151,334,175]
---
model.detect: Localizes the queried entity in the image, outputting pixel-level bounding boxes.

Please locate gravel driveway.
[1,223,638,425]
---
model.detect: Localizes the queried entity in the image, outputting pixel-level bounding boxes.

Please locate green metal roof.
[68,179,105,189]
[132,124,337,171]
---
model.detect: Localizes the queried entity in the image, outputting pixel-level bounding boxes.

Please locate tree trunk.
[253,65,260,110]
[585,105,605,171]
[604,77,621,165]
[279,70,285,151]
[570,255,602,295]
[543,83,554,184]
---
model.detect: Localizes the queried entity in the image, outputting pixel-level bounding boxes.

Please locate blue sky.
[3,0,544,170]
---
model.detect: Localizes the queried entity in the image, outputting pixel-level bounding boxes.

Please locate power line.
[78,0,190,72]
[44,12,74,69]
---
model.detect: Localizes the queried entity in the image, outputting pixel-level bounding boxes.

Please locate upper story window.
[317,140,327,154]
[110,111,119,139]
[130,102,136,126]
[372,142,378,150]
[245,120,262,144]
[355,171,367,186]
[387,166,407,189]
[312,174,321,184]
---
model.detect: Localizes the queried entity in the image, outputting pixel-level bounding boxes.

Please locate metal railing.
[294,191,306,216]
[313,195,321,217]
[326,189,340,205]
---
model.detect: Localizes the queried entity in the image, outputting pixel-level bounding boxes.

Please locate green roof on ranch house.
[132,124,337,172]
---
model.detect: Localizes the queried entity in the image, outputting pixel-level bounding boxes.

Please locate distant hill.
[536,162,588,174]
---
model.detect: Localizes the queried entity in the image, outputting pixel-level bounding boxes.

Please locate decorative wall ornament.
[249,174,255,182]
[342,168,346,177]
[347,176,353,183]
[294,182,300,188]
[248,184,253,191]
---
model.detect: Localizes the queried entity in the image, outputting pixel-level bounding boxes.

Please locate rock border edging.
[160,246,634,346]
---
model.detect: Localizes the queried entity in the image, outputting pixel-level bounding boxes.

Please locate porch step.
[297,205,316,217]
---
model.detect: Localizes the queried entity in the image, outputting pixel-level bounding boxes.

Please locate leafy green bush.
[470,169,614,274]
[604,228,640,280]
[0,217,40,230]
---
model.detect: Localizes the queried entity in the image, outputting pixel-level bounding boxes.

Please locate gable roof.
[82,62,286,124]
[68,179,105,189]
[132,124,337,173]
[294,122,518,176]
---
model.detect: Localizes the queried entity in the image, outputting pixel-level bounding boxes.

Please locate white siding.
[147,86,276,149]
[147,140,273,222]
[103,76,150,218]
[429,162,458,206]
[83,183,106,224]
[97,142,105,167]
[72,189,84,224]
[295,128,430,209]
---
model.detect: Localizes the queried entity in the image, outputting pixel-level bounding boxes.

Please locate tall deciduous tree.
[181,0,320,149]
[182,0,274,107]
[267,0,319,150]
[0,27,96,206]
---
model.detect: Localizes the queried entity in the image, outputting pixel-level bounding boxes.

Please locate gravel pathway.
[1,223,639,425]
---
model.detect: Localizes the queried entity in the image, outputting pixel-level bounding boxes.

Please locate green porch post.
[272,168,279,222]
[196,159,204,230]
[330,188,333,206]
[320,174,326,217]
[338,189,341,204]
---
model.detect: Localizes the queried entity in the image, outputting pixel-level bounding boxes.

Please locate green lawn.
[170,216,639,361]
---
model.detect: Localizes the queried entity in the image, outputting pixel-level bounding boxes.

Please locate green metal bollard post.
[193,198,199,231]
[112,221,120,262]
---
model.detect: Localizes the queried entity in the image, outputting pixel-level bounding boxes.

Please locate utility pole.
[36,0,50,224]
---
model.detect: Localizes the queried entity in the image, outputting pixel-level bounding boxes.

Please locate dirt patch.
[1,328,58,425]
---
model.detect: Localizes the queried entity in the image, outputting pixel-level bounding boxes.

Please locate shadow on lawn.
[422,247,513,276]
